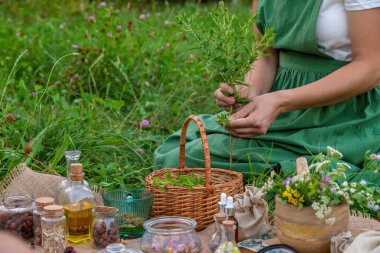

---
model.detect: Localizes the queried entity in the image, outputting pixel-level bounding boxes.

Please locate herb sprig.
[178,1,274,125]
[152,172,205,189]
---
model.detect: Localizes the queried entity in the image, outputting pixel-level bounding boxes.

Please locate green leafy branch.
[178,1,274,126]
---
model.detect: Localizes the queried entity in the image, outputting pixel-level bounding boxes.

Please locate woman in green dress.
[154,0,380,183]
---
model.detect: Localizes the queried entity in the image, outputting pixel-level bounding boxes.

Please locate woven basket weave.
[145,115,244,230]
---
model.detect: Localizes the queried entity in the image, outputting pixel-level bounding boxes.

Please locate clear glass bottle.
[33,197,55,246]
[92,206,120,249]
[225,196,238,242]
[210,212,227,252]
[57,150,89,204]
[215,220,241,253]
[41,205,66,253]
[0,194,35,241]
[57,163,96,244]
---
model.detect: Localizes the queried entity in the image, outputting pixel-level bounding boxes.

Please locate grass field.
[0,0,252,190]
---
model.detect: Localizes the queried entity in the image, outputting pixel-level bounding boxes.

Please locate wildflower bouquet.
[263,147,380,224]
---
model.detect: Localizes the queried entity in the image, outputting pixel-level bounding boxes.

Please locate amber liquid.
[64,200,95,243]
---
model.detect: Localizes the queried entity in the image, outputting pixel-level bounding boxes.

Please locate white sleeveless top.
[316,0,380,61]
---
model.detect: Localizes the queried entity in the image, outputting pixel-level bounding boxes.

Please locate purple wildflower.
[72,44,79,49]
[139,14,146,20]
[374,205,380,212]
[323,176,330,185]
[107,33,113,38]
[318,183,325,190]
[117,25,122,32]
[282,177,292,187]
[99,2,106,8]
[88,15,95,23]
[140,119,149,128]
[330,187,337,193]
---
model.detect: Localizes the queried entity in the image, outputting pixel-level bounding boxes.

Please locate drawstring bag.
[234,186,270,241]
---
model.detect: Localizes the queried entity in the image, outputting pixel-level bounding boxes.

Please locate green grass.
[0,0,253,190]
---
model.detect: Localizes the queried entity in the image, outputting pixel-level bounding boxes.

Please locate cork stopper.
[43,205,64,218]
[70,163,84,181]
[215,212,226,224]
[35,197,55,211]
[222,220,235,227]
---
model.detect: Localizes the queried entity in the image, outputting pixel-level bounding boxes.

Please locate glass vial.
[225,196,238,242]
[92,206,120,249]
[58,163,96,244]
[215,220,241,253]
[209,212,227,252]
[41,205,66,253]
[33,197,55,246]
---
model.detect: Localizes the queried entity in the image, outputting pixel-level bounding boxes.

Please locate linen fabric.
[234,186,270,241]
[154,0,380,184]
[344,230,380,253]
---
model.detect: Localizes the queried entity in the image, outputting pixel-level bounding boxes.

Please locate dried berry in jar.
[92,206,120,249]
[0,195,35,241]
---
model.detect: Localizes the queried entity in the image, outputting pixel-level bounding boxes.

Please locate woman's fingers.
[214,83,236,107]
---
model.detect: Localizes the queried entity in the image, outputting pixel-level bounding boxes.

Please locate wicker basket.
[145,115,244,230]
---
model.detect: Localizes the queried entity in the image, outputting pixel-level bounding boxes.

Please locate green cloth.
[154,0,380,184]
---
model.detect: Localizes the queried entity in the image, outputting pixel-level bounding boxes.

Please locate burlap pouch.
[0,163,103,205]
[234,185,270,241]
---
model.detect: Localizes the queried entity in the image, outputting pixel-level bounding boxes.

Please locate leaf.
[50,133,70,169]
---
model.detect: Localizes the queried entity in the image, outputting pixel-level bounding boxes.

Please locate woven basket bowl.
[145,115,244,230]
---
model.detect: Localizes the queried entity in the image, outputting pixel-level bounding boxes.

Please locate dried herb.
[42,225,66,253]
[152,172,204,188]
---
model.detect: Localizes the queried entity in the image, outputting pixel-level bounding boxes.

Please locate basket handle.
[178,115,214,194]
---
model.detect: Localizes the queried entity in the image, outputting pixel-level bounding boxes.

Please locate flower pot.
[275,196,349,253]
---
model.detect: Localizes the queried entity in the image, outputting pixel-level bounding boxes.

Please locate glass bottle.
[57,163,96,244]
[92,206,120,249]
[57,151,89,204]
[209,212,227,252]
[225,196,238,242]
[0,194,35,241]
[33,197,55,246]
[41,205,66,253]
[215,220,241,253]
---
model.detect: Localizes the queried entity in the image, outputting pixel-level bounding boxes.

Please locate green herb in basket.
[152,172,205,189]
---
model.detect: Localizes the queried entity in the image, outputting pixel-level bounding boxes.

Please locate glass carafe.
[210,212,226,252]
[57,150,89,204]
[215,220,241,253]
[57,163,96,244]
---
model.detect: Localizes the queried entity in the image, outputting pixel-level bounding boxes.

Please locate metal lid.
[96,243,143,253]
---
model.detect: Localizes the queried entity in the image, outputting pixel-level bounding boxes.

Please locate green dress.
[154,0,380,184]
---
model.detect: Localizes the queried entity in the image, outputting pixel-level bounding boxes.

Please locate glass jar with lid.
[92,206,120,249]
[33,197,55,246]
[96,243,143,253]
[0,194,35,241]
[139,217,201,253]
[41,205,66,253]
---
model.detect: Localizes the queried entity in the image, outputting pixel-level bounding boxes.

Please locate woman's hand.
[227,92,284,138]
[214,83,257,110]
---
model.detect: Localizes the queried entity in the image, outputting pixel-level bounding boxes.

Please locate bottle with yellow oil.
[57,163,96,244]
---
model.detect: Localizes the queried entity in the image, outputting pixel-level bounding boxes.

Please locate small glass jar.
[92,206,120,249]
[140,217,201,253]
[41,205,66,253]
[0,194,35,241]
[96,243,143,253]
[33,197,55,246]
